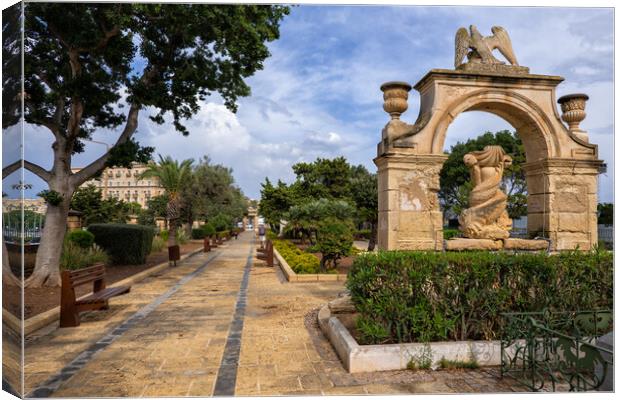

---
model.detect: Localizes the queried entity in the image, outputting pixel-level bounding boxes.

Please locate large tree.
[70,184,136,225]
[182,157,247,229]
[259,157,379,247]
[259,178,299,231]
[440,130,527,220]
[140,156,193,248]
[2,3,289,286]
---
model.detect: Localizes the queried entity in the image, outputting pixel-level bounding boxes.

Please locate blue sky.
[3,4,614,204]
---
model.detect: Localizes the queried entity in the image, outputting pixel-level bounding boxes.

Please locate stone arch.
[431,89,561,162]
[375,69,603,252]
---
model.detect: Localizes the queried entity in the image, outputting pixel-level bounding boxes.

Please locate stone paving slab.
[23,232,529,397]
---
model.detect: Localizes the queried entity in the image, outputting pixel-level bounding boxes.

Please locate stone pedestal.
[523,158,602,251]
[374,151,446,250]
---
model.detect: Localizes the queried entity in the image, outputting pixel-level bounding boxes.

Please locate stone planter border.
[273,247,348,283]
[3,247,204,337]
[317,303,503,373]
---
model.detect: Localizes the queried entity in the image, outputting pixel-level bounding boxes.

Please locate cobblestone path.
[23,232,525,397]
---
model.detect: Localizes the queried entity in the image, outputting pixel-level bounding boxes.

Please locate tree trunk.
[367,222,377,251]
[166,196,179,247]
[2,239,20,287]
[168,218,178,247]
[25,199,70,287]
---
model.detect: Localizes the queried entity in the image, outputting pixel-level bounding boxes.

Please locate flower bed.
[272,239,320,273]
[347,249,613,344]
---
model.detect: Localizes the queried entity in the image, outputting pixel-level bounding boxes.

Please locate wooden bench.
[60,263,131,327]
[256,240,274,267]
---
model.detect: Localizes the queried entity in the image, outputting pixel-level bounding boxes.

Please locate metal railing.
[501,309,613,392]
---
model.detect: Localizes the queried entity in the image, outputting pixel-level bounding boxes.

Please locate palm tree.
[140,155,194,247]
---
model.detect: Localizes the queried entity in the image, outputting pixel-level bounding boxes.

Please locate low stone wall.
[273,247,348,283]
[318,301,505,373]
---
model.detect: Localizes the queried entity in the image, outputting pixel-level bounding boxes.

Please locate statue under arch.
[459,145,513,240]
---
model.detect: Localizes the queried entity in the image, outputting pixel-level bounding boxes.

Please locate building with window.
[72,163,164,209]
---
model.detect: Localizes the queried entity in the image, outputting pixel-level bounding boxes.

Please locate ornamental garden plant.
[347,249,613,345]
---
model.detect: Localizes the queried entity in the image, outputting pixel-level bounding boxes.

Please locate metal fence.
[501,309,613,392]
[2,227,42,244]
[598,225,613,245]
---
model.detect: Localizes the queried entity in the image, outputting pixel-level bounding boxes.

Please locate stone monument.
[459,145,513,240]
[375,25,603,251]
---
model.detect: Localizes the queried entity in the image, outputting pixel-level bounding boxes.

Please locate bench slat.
[76,286,131,305]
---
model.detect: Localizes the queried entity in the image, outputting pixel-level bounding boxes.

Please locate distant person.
[258,225,266,247]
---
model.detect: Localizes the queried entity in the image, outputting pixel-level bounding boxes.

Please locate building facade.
[73,163,164,209]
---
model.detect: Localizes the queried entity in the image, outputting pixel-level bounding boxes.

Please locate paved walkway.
[24,232,524,397]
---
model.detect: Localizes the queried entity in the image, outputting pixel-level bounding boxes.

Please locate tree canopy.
[2,3,289,287]
[259,157,378,249]
[70,184,137,225]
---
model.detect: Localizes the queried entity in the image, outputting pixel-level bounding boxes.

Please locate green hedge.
[65,229,95,248]
[88,223,155,265]
[192,228,207,239]
[273,239,320,274]
[192,223,218,239]
[443,228,461,240]
[347,249,613,345]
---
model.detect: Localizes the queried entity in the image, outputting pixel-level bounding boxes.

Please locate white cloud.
[6,5,613,203]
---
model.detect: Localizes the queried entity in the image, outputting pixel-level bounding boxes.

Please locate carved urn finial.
[380,81,412,120]
[558,93,589,142]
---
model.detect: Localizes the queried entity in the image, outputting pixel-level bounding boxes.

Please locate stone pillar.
[523,158,602,251]
[242,216,248,230]
[253,215,259,231]
[374,151,447,250]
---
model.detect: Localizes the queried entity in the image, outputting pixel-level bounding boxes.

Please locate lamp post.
[82,139,110,198]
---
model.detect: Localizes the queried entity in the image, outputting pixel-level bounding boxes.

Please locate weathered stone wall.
[524,158,601,251]
[375,152,446,250]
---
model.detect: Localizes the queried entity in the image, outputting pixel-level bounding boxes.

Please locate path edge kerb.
[317,303,504,373]
[273,246,347,282]
[15,247,204,336]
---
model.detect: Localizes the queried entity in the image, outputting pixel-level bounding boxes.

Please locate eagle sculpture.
[455,25,518,68]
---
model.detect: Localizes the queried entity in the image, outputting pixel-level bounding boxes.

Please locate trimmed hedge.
[65,229,95,249]
[192,228,207,239]
[347,249,613,345]
[202,223,216,237]
[273,239,320,274]
[88,223,155,265]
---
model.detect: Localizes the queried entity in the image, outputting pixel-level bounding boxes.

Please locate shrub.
[443,228,461,240]
[347,249,613,344]
[202,223,216,238]
[176,228,188,245]
[192,228,207,239]
[65,229,95,249]
[210,213,233,232]
[316,218,353,272]
[88,223,155,265]
[60,241,108,270]
[151,236,165,253]
[159,229,169,241]
[273,239,320,274]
